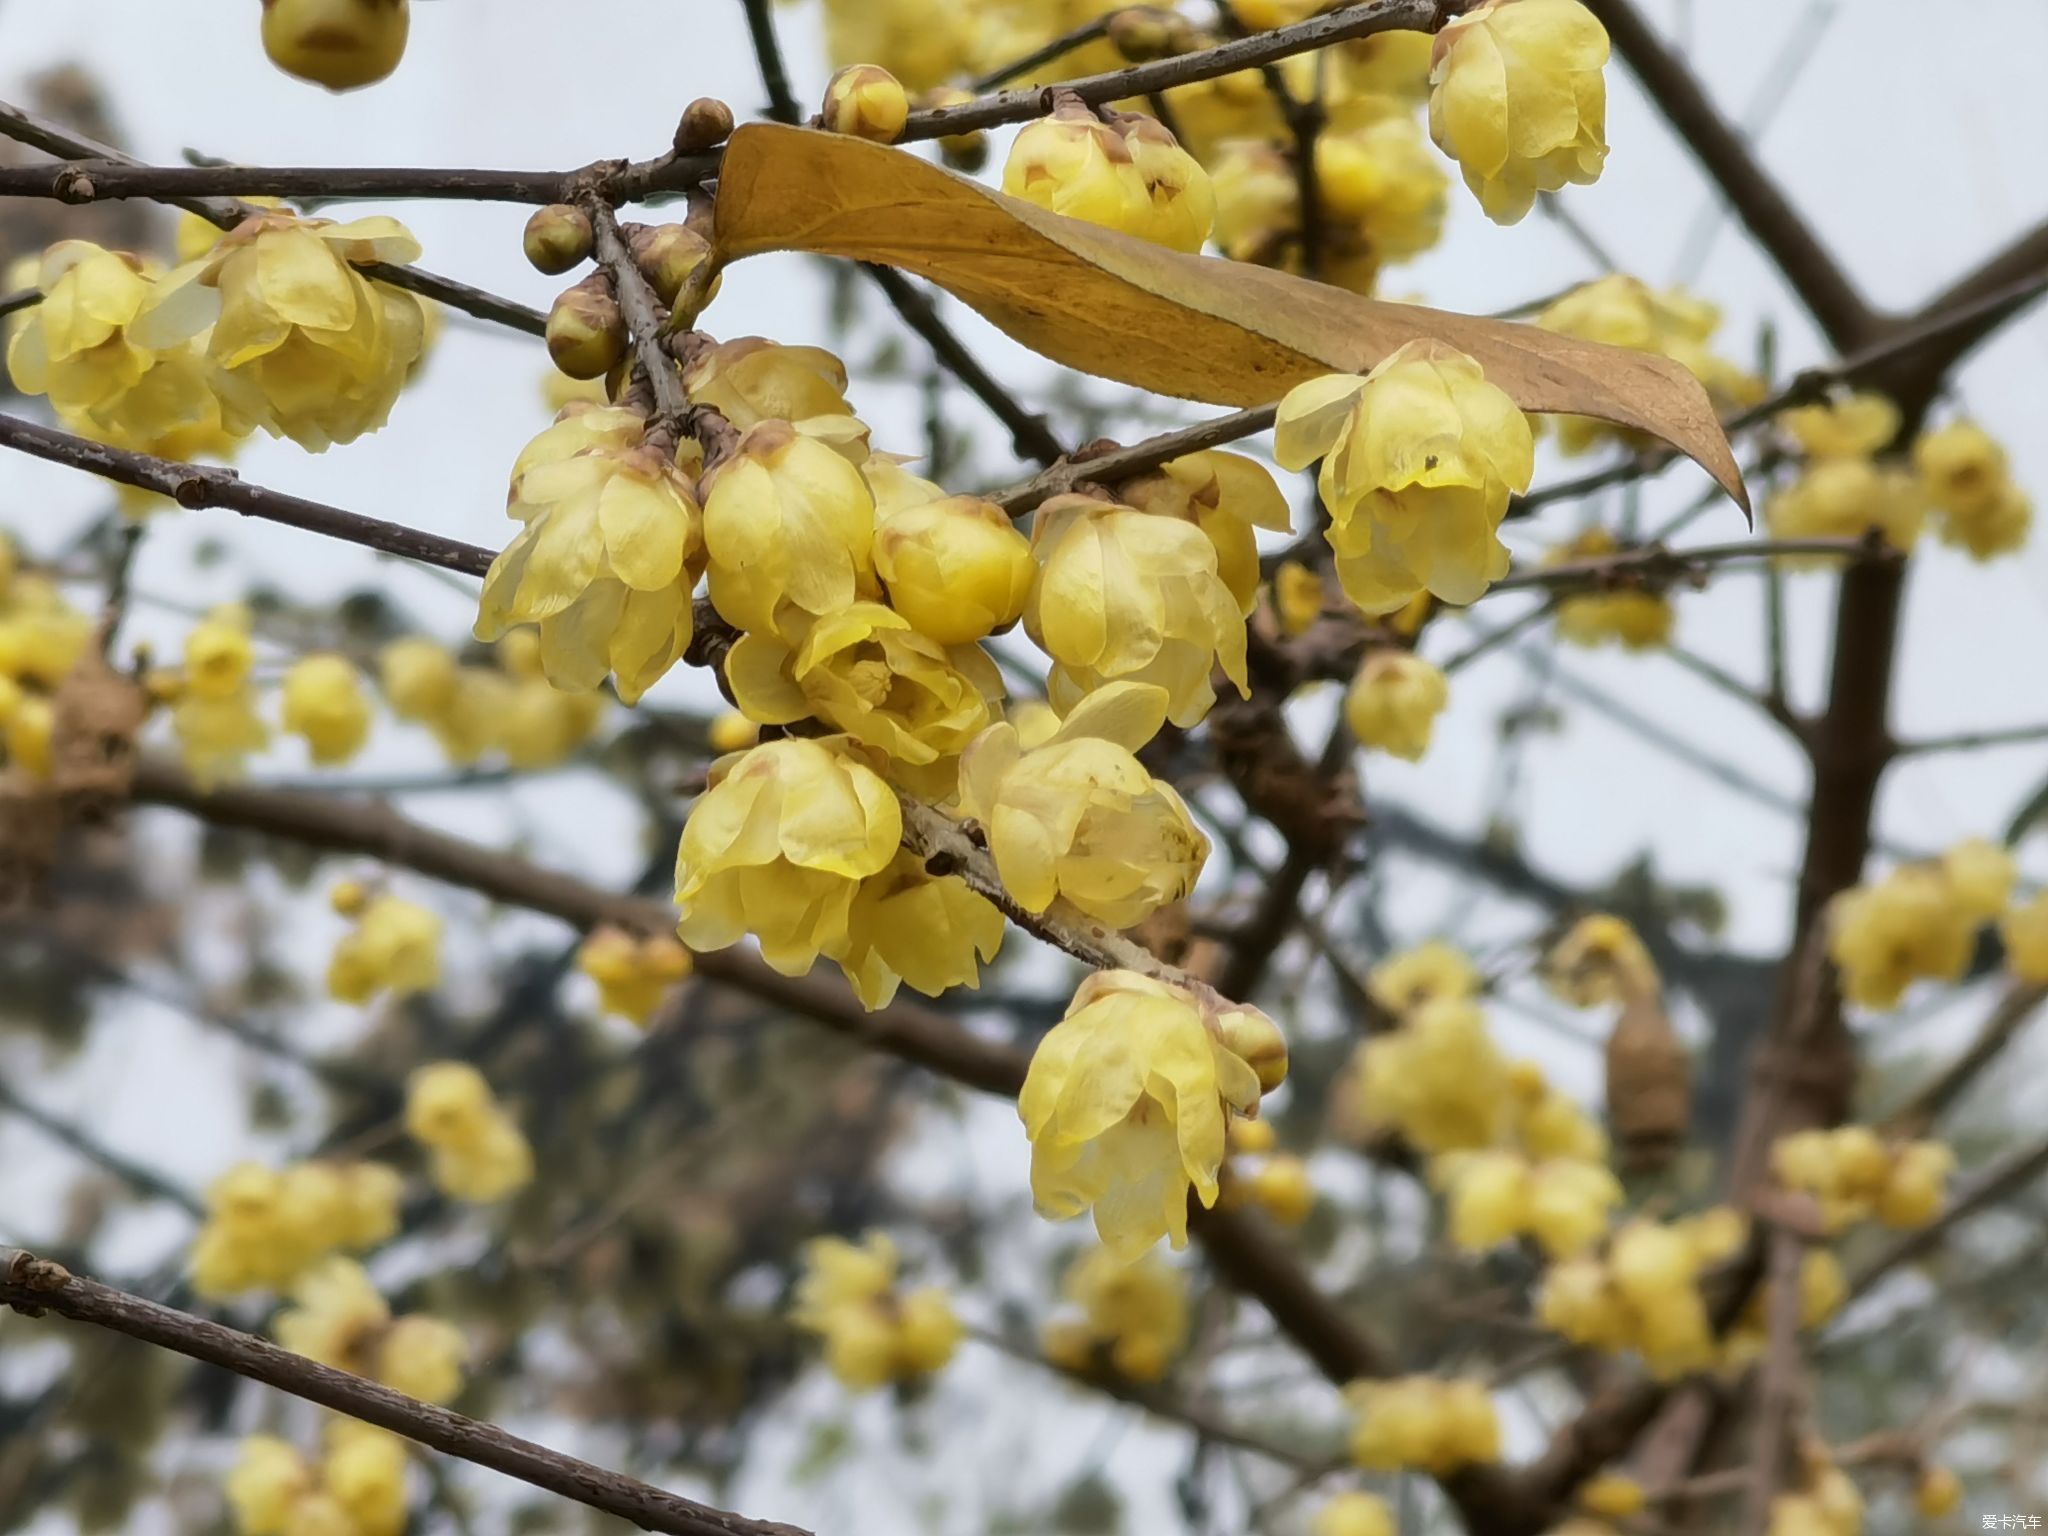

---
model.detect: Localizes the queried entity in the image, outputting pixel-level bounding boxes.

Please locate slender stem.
[968,15,1118,91]
[585,200,691,426]
[989,405,1278,514]
[0,1249,806,1536]
[1486,536,1884,595]
[1894,722,2048,757]
[1881,982,2048,1138]
[0,286,40,317]
[0,414,495,578]
[0,1080,203,1216]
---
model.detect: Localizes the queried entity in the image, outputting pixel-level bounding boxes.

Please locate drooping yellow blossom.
[1437,1147,1622,1257]
[792,1232,962,1390]
[474,406,703,704]
[1368,939,1481,1018]
[1345,1375,1501,1473]
[499,672,606,770]
[422,665,513,766]
[0,573,92,691]
[133,212,426,451]
[1003,100,1215,253]
[280,654,373,765]
[328,891,441,1004]
[190,1159,401,1298]
[225,1436,314,1536]
[319,1422,409,1536]
[724,601,1003,783]
[821,0,975,91]
[958,682,1207,930]
[1020,969,1285,1259]
[1778,393,1900,460]
[262,0,410,91]
[1771,1128,1954,1233]
[1942,838,2016,921]
[682,337,856,433]
[1767,1454,1865,1536]
[1243,1153,1316,1226]
[838,848,1005,1009]
[577,925,694,1026]
[3,692,52,779]
[172,605,269,787]
[1767,458,1924,553]
[1827,859,1984,1009]
[1117,451,1293,616]
[274,1257,467,1406]
[1027,493,1249,727]
[404,1061,534,1204]
[1429,0,1609,224]
[1275,342,1534,614]
[1546,913,1658,1005]
[1311,1493,1396,1536]
[1208,139,1302,268]
[1999,891,2048,983]
[1354,998,1512,1154]
[872,494,1037,644]
[1345,649,1448,761]
[375,636,457,721]
[1550,530,1675,649]
[1041,1243,1191,1382]
[702,420,880,638]
[1913,419,2028,557]
[673,735,901,975]
[1314,112,1450,261]
[1273,560,1326,635]
[5,242,157,420]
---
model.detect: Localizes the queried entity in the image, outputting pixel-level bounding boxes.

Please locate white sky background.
[2,0,2047,1532]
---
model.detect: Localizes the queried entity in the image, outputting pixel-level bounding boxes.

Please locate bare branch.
[1882,982,2048,1138]
[1844,1131,2048,1305]
[990,406,1278,514]
[0,1248,807,1536]
[1486,536,1889,596]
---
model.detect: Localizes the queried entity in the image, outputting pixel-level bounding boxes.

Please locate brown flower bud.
[545,275,627,380]
[675,97,736,155]
[627,223,718,308]
[822,64,909,144]
[523,204,594,275]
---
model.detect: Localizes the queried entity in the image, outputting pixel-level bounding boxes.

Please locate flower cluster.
[1222,1116,1317,1226]
[1020,969,1287,1259]
[404,1061,535,1203]
[791,1232,962,1391]
[1545,912,1659,1006]
[1004,97,1216,254]
[1548,530,1676,650]
[227,1422,410,1536]
[1536,1212,1744,1378]
[576,924,694,1026]
[1344,1375,1501,1473]
[327,881,443,1005]
[1040,1243,1191,1382]
[378,631,605,770]
[1350,996,1513,1154]
[189,1159,401,1298]
[1770,1127,1955,1232]
[1827,839,2014,1008]
[1768,392,1923,553]
[1913,419,2031,559]
[1366,938,1481,1017]
[274,1257,469,1405]
[167,606,270,787]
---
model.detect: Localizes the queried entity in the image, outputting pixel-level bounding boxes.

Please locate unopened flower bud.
[523,204,594,275]
[261,0,409,92]
[823,65,910,144]
[628,223,718,308]
[546,275,627,380]
[1107,7,1196,62]
[329,879,370,918]
[1215,1003,1289,1094]
[675,97,736,155]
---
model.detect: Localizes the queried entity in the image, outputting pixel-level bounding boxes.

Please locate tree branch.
[1486,536,1889,596]
[1882,982,2048,1138]
[0,1248,806,1536]
[989,406,1279,514]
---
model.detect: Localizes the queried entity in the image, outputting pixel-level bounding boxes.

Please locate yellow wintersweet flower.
[1767,458,1924,553]
[577,925,694,1026]
[1429,0,1608,223]
[724,601,1003,782]
[1913,419,2009,516]
[499,672,604,770]
[1345,1375,1501,1472]
[1778,392,1900,460]
[474,407,702,704]
[1021,969,1284,1259]
[1208,139,1301,268]
[1313,113,1449,261]
[2000,891,2048,983]
[1042,1243,1190,1382]
[838,849,1004,1010]
[682,337,855,431]
[375,636,457,721]
[824,63,911,143]
[320,1422,408,1536]
[1355,998,1512,1154]
[1118,115,1218,254]
[792,1232,962,1391]
[226,1436,312,1536]
[702,420,880,638]
[1875,1140,1955,1230]
[1245,1153,1316,1226]
[1436,1148,1619,1257]
[673,736,901,975]
[328,892,441,1004]
[958,682,1207,930]
[1275,342,1534,614]
[1345,649,1448,761]
[1312,1493,1396,1536]
[873,494,1037,645]
[172,606,269,786]
[1828,864,1976,1009]
[1027,493,1250,727]
[1551,530,1675,650]
[707,709,760,754]
[1546,913,1658,1005]
[1272,560,1326,635]
[1934,479,2031,560]
[262,0,410,91]
[404,1061,533,1203]
[1004,101,1148,234]
[1943,838,2016,922]
[188,1159,400,1298]
[1580,1473,1647,1520]
[1118,451,1292,616]
[5,242,155,420]
[1914,1466,1962,1520]
[273,1256,390,1372]
[5,694,53,779]
[0,574,92,690]
[1511,1063,1610,1163]
[822,0,974,91]
[184,607,256,698]
[133,212,426,451]
[375,1315,469,1405]
[280,654,372,765]
[1368,939,1480,1018]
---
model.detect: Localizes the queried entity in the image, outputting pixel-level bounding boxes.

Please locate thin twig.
[1486,536,1885,595]
[1844,1131,2048,1305]
[1882,983,2048,1138]
[989,405,1278,514]
[0,1081,203,1216]
[0,1248,805,1536]
[1894,723,2048,758]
